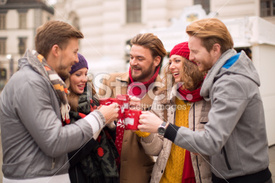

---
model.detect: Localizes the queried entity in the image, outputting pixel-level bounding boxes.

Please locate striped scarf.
[26,50,70,122]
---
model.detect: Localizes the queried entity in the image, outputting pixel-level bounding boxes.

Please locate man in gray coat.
[0,20,118,182]
[138,18,272,183]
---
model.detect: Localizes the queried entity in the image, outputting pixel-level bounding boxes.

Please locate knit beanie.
[70,53,89,74]
[169,41,190,60]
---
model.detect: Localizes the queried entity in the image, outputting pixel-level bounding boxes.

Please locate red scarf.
[127,66,160,98]
[177,83,203,102]
[114,66,160,170]
[114,119,124,171]
[182,150,196,183]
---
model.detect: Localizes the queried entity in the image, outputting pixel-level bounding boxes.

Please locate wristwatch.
[158,121,167,136]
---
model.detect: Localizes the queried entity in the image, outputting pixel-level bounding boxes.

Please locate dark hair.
[35,20,84,59]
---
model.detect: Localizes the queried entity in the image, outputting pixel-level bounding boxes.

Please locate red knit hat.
[169,41,190,60]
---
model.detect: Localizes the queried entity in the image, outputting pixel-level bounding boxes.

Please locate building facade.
[0,0,54,90]
[54,0,275,77]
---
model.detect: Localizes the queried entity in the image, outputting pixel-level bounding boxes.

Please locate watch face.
[158,127,165,135]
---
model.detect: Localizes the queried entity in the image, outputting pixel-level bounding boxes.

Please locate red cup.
[99,98,121,118]
[99,98,114,106]
[124,109,141,130]
[100,95,130,120]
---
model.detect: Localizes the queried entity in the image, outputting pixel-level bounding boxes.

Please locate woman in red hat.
[138,42,212,183]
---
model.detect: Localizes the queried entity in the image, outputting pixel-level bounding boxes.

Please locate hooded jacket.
[166,49,271,182]
[0,52,105,179]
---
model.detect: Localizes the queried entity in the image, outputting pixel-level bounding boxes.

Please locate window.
[0,68,7,80]
[0,13,6,30]
[0,38,7,55]
[194,0,210,14]
[19,12,27,29]
[260,0,275,17]
[18,37,27,55]
[125,39,131,63]
[0,0,7,5]
[126,0,141,23]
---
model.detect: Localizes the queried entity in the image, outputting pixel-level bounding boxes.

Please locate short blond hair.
[186,18,233,53]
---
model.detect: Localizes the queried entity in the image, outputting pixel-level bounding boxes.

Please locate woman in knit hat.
[138,42,212,183]
[66,53,119,183]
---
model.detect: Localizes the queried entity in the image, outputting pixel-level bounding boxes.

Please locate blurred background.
[0,0,274,182]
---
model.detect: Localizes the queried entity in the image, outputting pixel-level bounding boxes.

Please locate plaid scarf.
[26,50,70,122]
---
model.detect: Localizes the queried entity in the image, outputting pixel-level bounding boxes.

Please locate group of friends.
[0,17,272,183]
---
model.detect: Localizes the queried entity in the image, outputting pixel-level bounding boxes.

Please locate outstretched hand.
[138,111,163,133]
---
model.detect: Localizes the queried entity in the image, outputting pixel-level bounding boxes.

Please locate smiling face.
[169,55,184,83]
[129,44,160,82]
[54,38,79,79]
[188,36,215,72]
[69,67,88,94]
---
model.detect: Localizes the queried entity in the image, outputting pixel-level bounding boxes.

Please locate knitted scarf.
[68,84,119,183]
[128,66,160,98]
[182,150,196,183]
[114,66,160,170]
[26,50,70,122]
[177,83,203,102]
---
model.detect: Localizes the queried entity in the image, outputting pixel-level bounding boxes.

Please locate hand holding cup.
[138,111,163,133]
[98,103,119,125]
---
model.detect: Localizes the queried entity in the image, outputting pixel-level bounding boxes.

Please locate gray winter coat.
[172,49,270,180]
[0,54,105,179]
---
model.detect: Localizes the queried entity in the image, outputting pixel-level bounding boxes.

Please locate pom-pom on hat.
[169,41,190,60]
[70,53,89,74]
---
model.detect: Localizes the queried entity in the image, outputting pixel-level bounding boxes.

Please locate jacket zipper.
[193,104,202,183]
[221,147,232,170]
[195,156,202,183]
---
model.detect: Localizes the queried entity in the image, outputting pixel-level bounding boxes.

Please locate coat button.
[161,170,163,173]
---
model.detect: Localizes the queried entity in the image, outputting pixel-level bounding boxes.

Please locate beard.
[131,61,155,82]
[56,65,70,80]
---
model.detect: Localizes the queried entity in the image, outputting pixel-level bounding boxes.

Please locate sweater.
[160,98,190,182]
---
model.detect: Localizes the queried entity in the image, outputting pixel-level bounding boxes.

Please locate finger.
[112,102,118,107]
[137,124,143,131]
[137,124,148,132]
[141,111,149,115]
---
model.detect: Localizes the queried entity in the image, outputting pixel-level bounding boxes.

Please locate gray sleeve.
[15,79,103,157]
[173,77,249,155]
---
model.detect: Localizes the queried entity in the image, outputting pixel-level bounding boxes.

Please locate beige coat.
[98,72,163,183]
[141,85,212,183]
